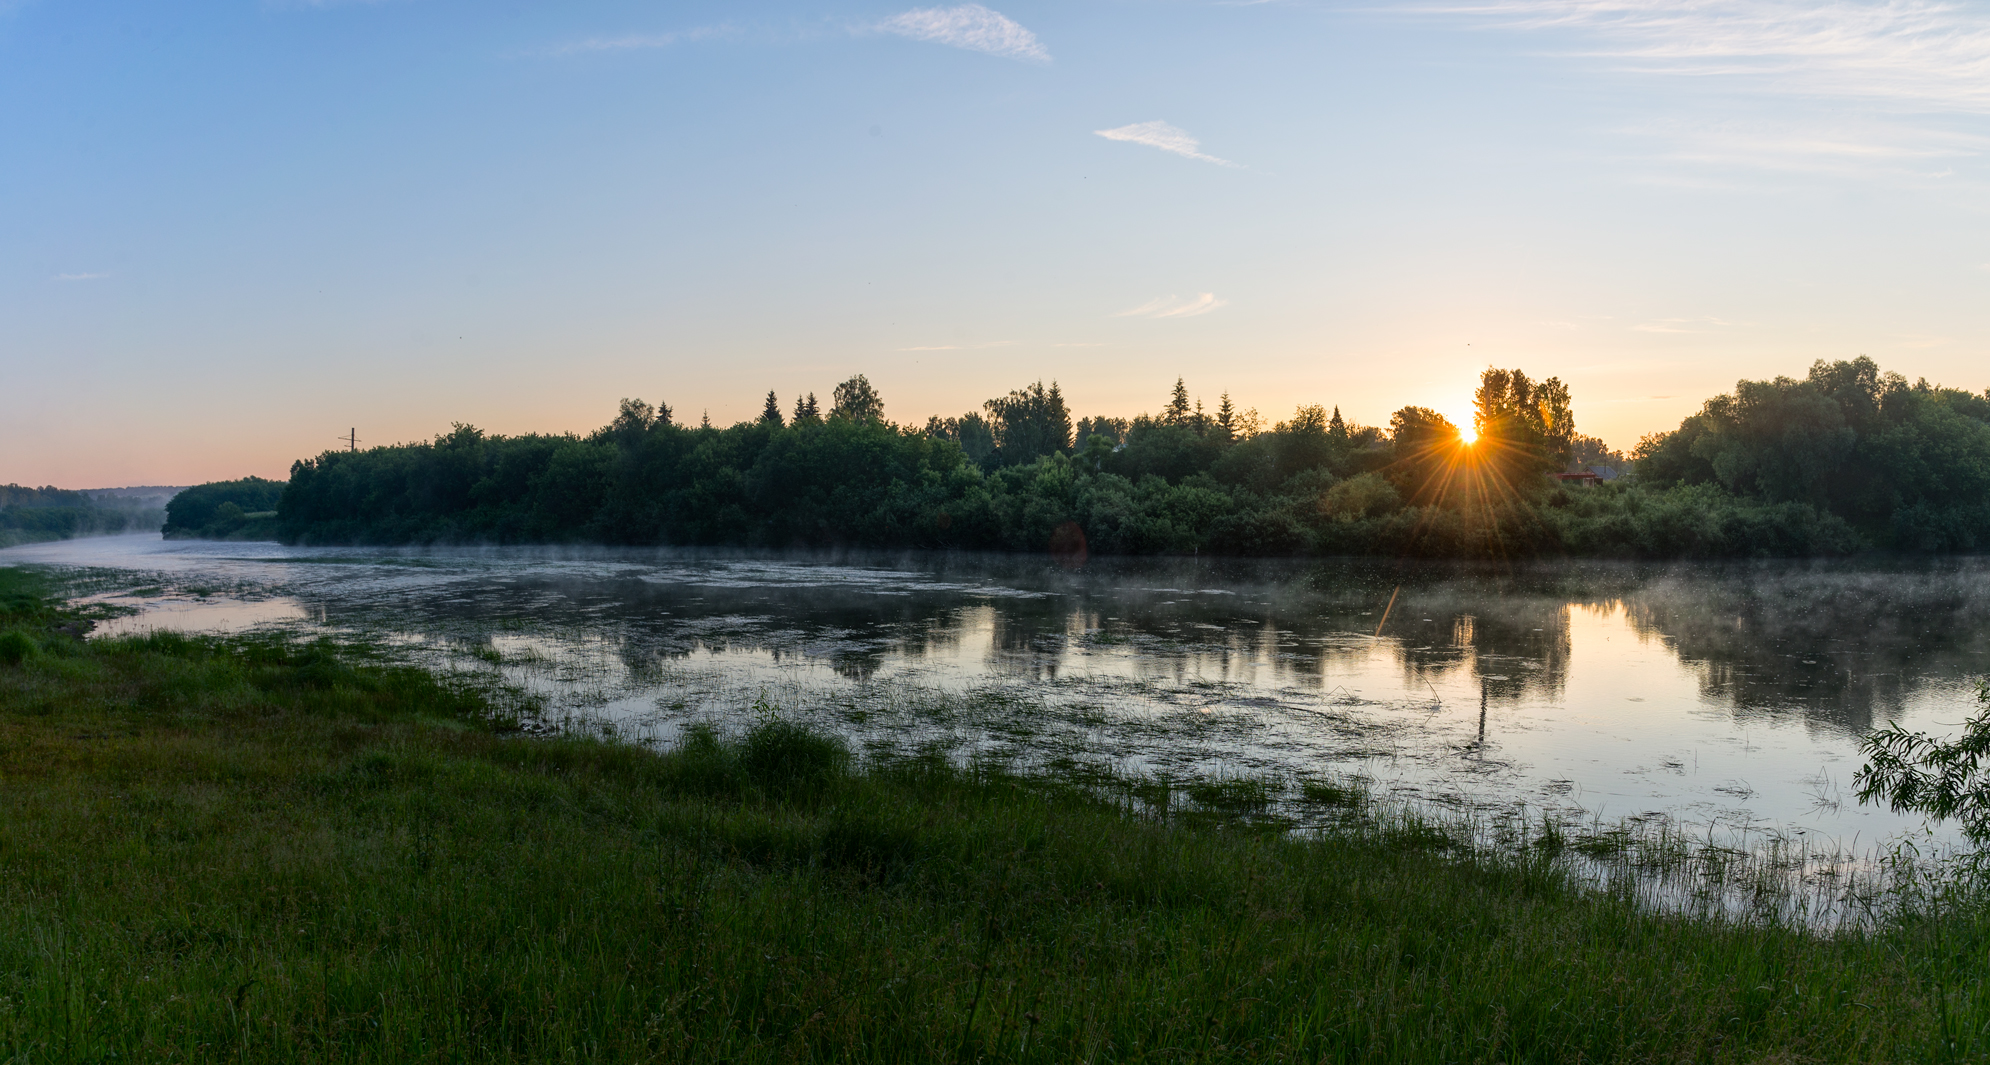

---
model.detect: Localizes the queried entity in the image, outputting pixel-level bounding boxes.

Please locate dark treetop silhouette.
[220,361,1990,556]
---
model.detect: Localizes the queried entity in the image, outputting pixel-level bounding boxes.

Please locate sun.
[1458,423,1478,446]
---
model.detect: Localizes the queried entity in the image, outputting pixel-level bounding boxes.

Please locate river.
[8,533,1988,862]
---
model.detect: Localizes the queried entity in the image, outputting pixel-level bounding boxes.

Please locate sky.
[7,0,1990,487]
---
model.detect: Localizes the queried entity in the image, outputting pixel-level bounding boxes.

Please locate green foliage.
[983,379,1072,466]
[1075,415,1129,448]
[1857,680,1990,842]
[0,630,33,666]
[162,476,285,540]
[1570,432,1625,469]
[267,362,1990,558]
[1473,367,1575,479]
[1635,357,1990,549]
[1321,472,1400,521]
[1385,406,1463,503]
[829,374,884,423]
[740,709,851,794]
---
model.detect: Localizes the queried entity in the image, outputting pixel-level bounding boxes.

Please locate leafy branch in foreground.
[1857,680,1990,842]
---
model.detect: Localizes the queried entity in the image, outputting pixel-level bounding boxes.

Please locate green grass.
[3,566,1990,1062]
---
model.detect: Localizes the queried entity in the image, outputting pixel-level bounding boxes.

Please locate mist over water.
[9,533,1988,853]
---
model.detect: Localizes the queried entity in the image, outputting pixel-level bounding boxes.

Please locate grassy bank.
[2,567,1987,1062]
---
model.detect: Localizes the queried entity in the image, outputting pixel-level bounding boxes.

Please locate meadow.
[3,564,1988,1062]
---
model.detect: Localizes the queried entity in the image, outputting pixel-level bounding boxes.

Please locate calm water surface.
[9,533,1989,853]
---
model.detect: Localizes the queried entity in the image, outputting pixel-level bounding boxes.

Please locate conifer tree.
[793,392,821,422]
[1216,393,1237,438]
[1165,378,1192,425]
[760,391,784,427]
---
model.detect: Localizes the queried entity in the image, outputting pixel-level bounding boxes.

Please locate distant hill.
[86,485,190,500]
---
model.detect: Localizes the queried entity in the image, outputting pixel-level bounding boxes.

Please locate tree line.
[0,485,170,548]
[215,358,1990,557]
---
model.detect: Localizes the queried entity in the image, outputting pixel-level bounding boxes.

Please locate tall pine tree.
[1165,378,1192,425]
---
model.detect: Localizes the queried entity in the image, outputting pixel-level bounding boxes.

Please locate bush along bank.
[160,476,284,540]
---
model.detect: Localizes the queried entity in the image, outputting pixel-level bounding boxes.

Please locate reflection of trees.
[829,653,884,683]
[1352,593,1574,703]
[1621,563,1990,734]
[394,554,1990,737]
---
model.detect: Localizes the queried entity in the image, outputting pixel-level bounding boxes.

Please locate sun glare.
[1458,423,1477,446]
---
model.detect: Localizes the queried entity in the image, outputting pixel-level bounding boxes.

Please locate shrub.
[741,714,850,793]
[0,629,37,666]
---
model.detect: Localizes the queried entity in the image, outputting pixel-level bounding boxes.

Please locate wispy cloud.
[1114,293,1229,319]
[878,4,1049,62]
[542,26,731,57]
[1421,1,1990,172]
[899,345,960,351]
[53,272,109,282]
[1429,1,1990,110]
[1094,121,1238,166]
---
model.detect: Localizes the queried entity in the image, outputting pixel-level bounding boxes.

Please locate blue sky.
[8,0,1990,486]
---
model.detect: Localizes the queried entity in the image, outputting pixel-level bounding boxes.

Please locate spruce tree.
[1166,378,1191,425]
[760,391,784,426]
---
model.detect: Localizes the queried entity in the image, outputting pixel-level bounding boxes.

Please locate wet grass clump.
[1299,777,1368,809]
[5,565,1990,1061]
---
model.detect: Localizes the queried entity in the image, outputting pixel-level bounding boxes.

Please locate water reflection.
[6,535,1989,850]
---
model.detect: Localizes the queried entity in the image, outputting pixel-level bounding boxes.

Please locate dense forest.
[0,485,172,548]
[247,358,1990,557]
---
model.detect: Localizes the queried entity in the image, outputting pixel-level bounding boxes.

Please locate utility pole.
[337,429,360,452]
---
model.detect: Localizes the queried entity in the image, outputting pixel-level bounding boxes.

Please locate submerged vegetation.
[3,563,1990,1061]
[156,356,1990,557]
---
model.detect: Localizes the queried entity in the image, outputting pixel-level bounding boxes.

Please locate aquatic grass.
[413,632,1948,926]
